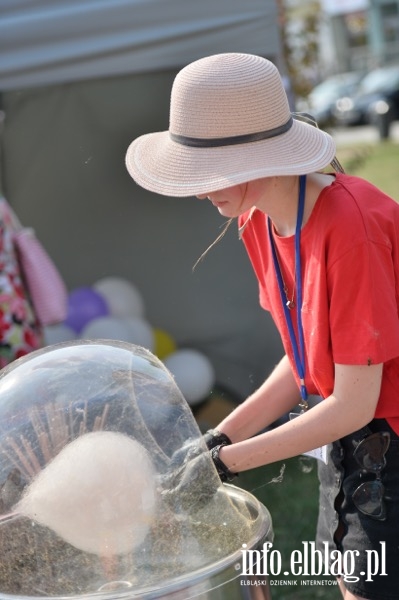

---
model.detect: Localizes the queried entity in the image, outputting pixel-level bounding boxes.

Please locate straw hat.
[126,53,336,197]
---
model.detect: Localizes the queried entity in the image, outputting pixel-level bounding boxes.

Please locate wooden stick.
[5,437,36,479]
[0,445,31,481]
[19,435,41,474]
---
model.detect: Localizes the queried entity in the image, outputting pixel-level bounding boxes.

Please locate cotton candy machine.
[0,340,272,599]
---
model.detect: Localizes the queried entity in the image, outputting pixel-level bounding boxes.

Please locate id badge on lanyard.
[268,175,327,464]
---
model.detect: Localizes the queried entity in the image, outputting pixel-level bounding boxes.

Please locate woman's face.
[196,180,265,218]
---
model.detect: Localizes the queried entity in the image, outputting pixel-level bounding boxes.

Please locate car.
[297,72,364,129]
[332,63,399,137]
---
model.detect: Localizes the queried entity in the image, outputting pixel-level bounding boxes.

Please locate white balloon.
[93,277,145,319]
[81,316,154,351]
[164,349,215,406]
[124,317,154,351]
[81,316,129,341]
[43,324,76,346]
[16,432,157,556]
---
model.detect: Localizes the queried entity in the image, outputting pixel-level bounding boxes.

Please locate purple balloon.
[64,287,109,333]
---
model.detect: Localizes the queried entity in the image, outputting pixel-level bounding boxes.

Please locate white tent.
[1,0,281,89]
[0,0,284,401]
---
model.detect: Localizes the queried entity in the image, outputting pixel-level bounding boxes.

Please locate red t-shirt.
[239,173,399,434]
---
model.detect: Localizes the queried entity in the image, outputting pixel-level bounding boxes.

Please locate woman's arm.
[218,362,383,473]
[217,354,301,442]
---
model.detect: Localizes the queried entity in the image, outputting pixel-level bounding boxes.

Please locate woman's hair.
[294,112,344,173]
[193,218,234,271]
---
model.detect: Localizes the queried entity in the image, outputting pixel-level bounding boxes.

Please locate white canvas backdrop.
[0,0,285,400]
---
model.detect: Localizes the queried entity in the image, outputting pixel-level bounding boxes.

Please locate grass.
[335,139,399,200]
[225,138,399,599]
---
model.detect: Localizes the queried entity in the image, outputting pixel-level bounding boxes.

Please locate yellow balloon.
[153,328,177,360]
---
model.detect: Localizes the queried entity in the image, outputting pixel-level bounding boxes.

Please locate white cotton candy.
[16,431,157,556]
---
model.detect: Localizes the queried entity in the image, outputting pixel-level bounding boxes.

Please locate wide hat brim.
[126,118,336,198]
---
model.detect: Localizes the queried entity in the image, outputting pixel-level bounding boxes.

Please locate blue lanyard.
[267,175,308,406]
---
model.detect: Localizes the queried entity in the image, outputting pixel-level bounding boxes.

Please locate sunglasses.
[352,431,390,521]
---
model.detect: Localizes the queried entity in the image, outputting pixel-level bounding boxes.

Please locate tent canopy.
[1,0,280,90]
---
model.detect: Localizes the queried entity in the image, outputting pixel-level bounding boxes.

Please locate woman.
[126,53,399,600]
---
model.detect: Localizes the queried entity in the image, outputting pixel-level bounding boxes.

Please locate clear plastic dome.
[0,340,263,597]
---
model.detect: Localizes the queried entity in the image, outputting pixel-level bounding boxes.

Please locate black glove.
[159,432,216,507]
[203,429,233,450]
[168,429,232,471]
[159,430,237,511]
[160,451,220,512]
[210,444,238,483]
[204,430,238,482]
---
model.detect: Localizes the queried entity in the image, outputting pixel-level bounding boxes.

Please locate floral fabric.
[0,201,43,367]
